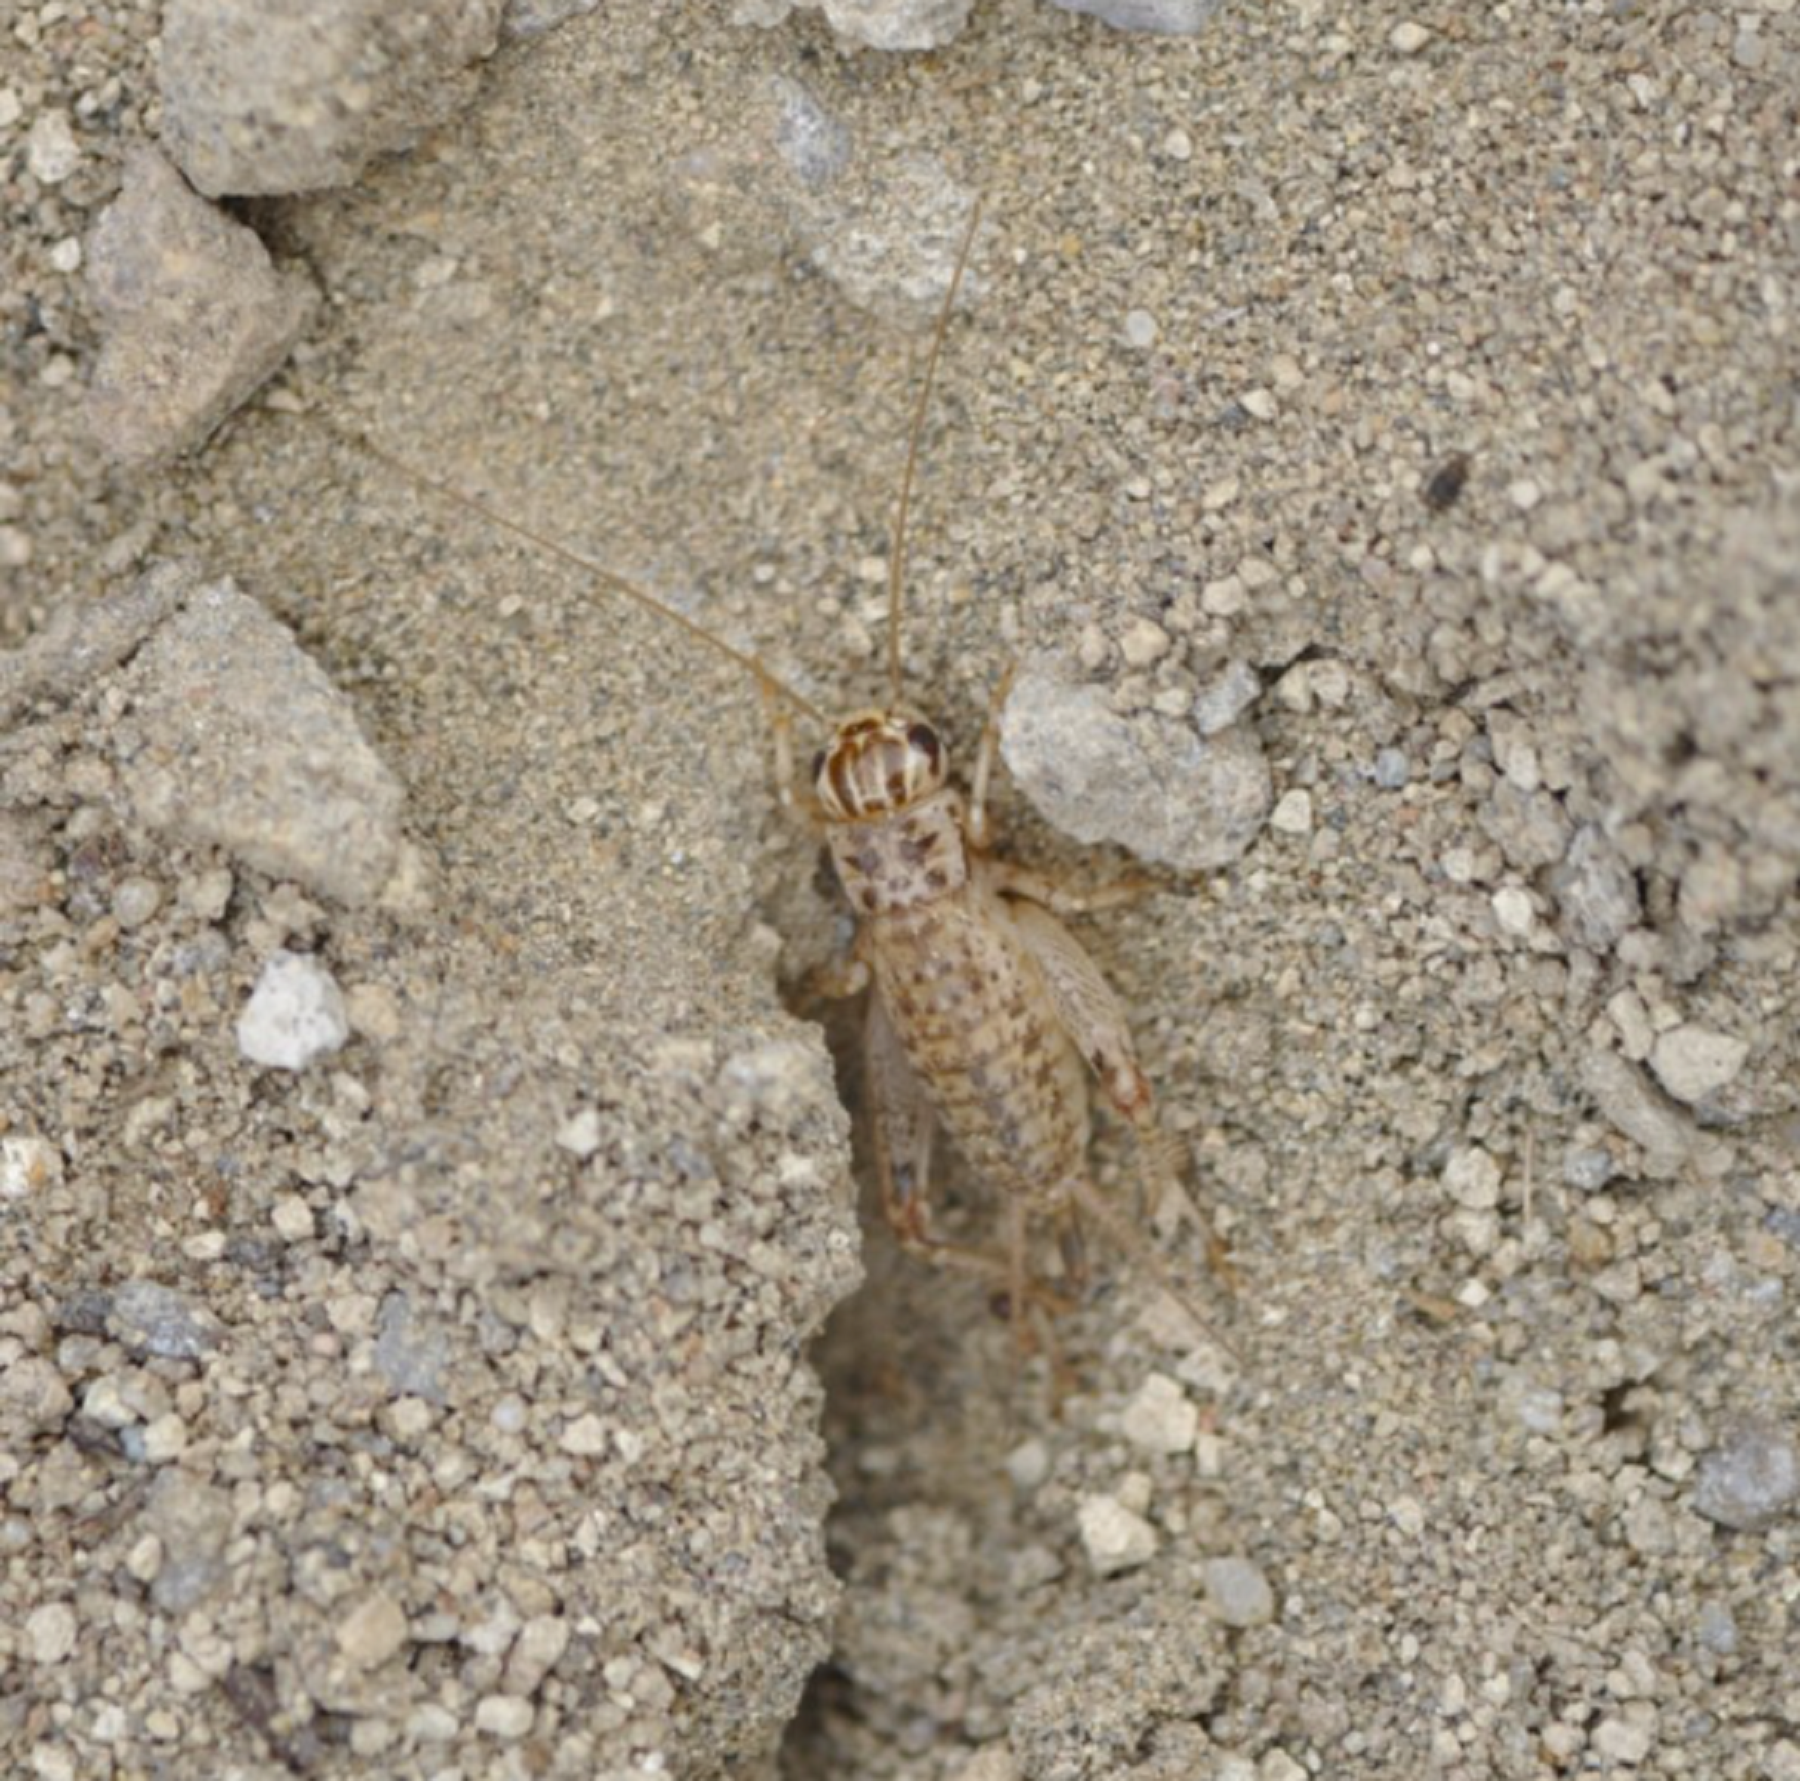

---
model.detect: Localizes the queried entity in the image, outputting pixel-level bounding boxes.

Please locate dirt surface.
[4,3,1799,1778]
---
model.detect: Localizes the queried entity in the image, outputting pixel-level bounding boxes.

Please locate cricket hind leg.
[998,890,1238,1302]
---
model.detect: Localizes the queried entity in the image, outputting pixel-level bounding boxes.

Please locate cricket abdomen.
[868,886,1090,1209]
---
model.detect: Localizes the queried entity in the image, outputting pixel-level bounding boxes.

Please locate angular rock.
[1579,1048,1694,1180]
[161,0,504,197]
[1049,0,1223,32]
[238,951,352,1071]
[115,568,405,906]
[1002,663,1271,870]
[1551,824,1642,952]
[1649,1025,1749,1105]
[85,147,318,468]
[0,559,188,728]
[107,1280,223,1361]
[1692,1423,1798,1531]
[738,0,973,51]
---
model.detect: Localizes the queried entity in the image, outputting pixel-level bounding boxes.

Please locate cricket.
[318,200,1231,1361]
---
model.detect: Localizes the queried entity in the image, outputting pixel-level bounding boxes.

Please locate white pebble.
[27,110,81,184]
[1120,1372,1198,1456]
[560,1412,611,1456]
[1443,1146,1501,1210]
[1389,1494,1427,1537]
[270,1193,315,1241]
[1390,20,1431,54]
[1491,885,1536,935]
[237,951,350,1071]
[1162,127,1193,161]
[1077,1494,1159,1575]
[1119,617,1171,668]
[1122,308,1158,349]
[1005,1437,1050,1491]
[475,1695,534,1740]
[1269,789,1313,836]
[27,1602,78,1665]
[1649,1025,1749,1103]
[1592,1716,1653,1764]
[556,1106,604,1158]
[142,1412,189,1464]
[1,1134,63,1200]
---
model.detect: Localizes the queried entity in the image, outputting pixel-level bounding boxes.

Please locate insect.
[320,201,1228,1357]
[1423,449,1473,512]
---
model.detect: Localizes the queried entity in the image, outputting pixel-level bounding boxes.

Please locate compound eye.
[905,721,942,772]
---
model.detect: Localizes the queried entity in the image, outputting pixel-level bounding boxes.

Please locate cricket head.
[813,710,948,823]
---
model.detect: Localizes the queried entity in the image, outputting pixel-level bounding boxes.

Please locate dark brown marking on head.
[925,868,949,891]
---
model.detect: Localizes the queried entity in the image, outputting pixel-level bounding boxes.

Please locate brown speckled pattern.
[829,791,1089,1210]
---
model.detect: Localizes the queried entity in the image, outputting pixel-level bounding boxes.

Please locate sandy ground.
[3,2,1799,1778]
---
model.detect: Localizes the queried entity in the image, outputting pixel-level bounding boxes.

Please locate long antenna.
[302,412,829,726]
[886,196,984,708]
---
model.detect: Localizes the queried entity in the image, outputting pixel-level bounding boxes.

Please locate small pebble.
[112,876,162,929]
[556,1106,604,1158]
[1443,1146,1501,1210]
[560,1412,611,1456]
[1492,885,1536,935]
[1202,1554,1275,1626]
[237,950,351,1071]
[1373,747,1410,789]
[271,1194,315,1241]
[1077,1494,1159,1575]
[1649,1025,1749,1104]
[1120,1372,1198,1456]
[1,1135,63,1200]
[1691,1423,1798,1531]
[27,110,81,184]
[1122,308,1158,349]
[142,1412,189,1464]
[336,1591,409,1669]
[475,1694,535,1740]
[27,1601,78,1665]
[1592,1717,1653,1764]
[1389,20,1431,54]
[1269,789,1313,836]
[1005,1437,1051,1491]
[1119,616,1171,668]
[1562,1147,1613,1192]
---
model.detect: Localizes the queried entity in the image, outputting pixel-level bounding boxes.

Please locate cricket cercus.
[331,201,1232,1357]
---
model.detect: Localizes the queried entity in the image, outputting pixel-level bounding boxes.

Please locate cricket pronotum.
[312,200,1232,1359]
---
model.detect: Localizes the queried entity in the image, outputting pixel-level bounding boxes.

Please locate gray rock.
[0,556,188,730]
[1049,0,1223,33]
[1551,824,1641,952]
[1691,1422,1798,1531]
[84,147,318,469]
[1479,781,1571,870]
[374,1292,450,1403]
[770,75,852,190]
[115,568,405,907]
[144,1468,234,1613]
[1579,1048,1694,1180]
[739,0,973,50]
[160,0,504,197]
[790,151,981,321]
[1649,1025,1749,1105]
[1202,1554,1276,1627]
[107,1280,223,1361]
[1191,659,1261,738]
[1003,664,1271,870]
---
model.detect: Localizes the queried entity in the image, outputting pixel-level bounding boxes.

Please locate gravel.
[4,2,1798,1777]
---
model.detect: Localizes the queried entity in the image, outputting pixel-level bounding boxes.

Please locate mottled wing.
[995,888,1153,1125]
[864,987,936,1233]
